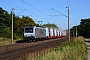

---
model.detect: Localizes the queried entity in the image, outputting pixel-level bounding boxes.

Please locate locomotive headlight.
[24,35,27,37]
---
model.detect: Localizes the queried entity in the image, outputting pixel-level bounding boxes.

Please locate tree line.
[0,7,58,39]
[70,18,90,38]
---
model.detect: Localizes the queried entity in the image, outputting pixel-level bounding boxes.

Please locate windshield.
[25,27,33,33]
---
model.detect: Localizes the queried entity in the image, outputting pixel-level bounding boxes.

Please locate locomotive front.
[24,26,35,42]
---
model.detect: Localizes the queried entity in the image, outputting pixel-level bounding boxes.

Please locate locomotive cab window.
[25,27,33,33]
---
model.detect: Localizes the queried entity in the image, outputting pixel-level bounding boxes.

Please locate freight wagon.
[61,30,67,37]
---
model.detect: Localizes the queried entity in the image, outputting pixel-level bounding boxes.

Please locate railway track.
[0,37,68,60]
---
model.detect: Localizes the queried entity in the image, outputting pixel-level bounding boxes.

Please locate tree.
[79,18,90,38]
[14,16,36,38]
[16,16,35,30]
[0,7,7,27]
[71,18,90,38]
[0,7,12,38]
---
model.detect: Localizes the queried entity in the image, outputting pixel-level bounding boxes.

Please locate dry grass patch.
[0,37,17,46]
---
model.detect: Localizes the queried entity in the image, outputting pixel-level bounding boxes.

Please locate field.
[0,37,17,46]
[24,36,87,60]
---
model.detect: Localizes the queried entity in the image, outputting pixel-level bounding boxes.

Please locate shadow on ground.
[85,40,90,43]
[16,40,26,43]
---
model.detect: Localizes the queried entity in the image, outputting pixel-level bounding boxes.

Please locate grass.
[24,36,87,60]
[0,37,17,46]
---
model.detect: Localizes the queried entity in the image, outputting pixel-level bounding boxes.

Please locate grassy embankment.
[24,36,87,60]
[0,37,17,46]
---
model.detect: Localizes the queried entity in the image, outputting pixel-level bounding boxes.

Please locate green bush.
[0,27,11,38]
[36,36,87,60]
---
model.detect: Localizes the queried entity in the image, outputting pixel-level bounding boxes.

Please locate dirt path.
[85,39,90,60]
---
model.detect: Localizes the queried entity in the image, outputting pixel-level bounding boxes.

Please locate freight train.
[23,26,66,42]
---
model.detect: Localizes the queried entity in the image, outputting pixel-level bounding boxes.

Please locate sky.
[0,0,90,30]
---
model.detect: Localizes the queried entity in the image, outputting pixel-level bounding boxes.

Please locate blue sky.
[0,0,90,30]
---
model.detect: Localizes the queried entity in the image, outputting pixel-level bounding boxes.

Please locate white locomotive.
[23,26,66,42]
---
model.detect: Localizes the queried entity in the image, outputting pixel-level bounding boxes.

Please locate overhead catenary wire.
[17,9,26,16]
[0,0,46,25]
[0,0,67,29]
[52,8,67,17]
[51,8,68,25]
[34,0,54,14]
[0,0,26,16]
[34,0,60,20]
[34,0,67,25]
[0,0,41,19]
[34,0,67,18]
[20,0,58,21]
[0,0,20,8]
[20,0,48,16]
[1,0,61,22]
